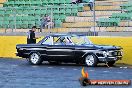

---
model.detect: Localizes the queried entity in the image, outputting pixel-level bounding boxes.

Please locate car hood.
[81,44,122,50]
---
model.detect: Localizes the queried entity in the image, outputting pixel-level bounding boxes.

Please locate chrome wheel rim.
[85,55,95,66]
[30,53,39,64]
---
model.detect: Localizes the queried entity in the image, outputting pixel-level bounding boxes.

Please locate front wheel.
[85,54,98,67]
[28,52,43,65]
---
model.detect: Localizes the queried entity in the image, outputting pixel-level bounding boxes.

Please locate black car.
[16,34,123,66]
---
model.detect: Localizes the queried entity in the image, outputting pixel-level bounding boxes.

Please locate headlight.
[120,51,123,56]
[103,51,109,57]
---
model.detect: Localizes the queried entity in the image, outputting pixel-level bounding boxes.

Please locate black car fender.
[82,52,98,59]
[80,52,98,64]
[29,51,41,57]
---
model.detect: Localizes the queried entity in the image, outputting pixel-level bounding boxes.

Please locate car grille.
[111,51,122,56]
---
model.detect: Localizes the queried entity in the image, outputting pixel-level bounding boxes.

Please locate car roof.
[47,33,86,37]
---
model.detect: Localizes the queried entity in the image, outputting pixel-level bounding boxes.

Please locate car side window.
[42,37,53,45]
[54,37,73,45]
[54,38,64,45]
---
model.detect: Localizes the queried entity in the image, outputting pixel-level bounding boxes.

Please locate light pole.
[93,0,96,36]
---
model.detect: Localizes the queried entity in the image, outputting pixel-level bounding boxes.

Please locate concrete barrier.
[0,36,26,58]
[0,36,132,65]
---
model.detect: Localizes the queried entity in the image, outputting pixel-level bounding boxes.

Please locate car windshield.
[71,36,93,45]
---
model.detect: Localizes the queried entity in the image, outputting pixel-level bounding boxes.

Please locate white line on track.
[73,69,78,70]
[32,66,39,68]
[103,71,109,73]
[12,65,18,67]
[120,67,128,69]
[109,67,113,69]
[61,68,65,69]
[89,70,95,72]
[123,67,128,69]
[48,67,53,69]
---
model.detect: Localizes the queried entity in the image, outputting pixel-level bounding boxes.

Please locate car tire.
[85,54,98,67]
[107,61,115,66]
[28,52,43,65]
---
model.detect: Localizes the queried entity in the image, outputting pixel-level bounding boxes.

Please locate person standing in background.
[27,26,40,44]
[78,0,82,3]
[78,0,94,11]
[88,0,94,11]
[72,0,78,4]
[40,14,48,32]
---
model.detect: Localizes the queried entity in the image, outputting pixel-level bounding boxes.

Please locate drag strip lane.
[0,58,132,88]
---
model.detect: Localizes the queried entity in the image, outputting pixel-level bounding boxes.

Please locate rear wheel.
[107,61,115,66]
[85,54,98,67]
[28,52,43,65]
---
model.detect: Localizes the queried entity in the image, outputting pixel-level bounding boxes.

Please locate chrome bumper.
[98,56,122,62]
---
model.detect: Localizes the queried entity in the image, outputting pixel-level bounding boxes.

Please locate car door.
[46,44,75,62]
[40,36,53,60]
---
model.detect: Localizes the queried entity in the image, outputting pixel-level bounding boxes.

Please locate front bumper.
[15,52,28,58]
[15,52,18,56]
[98,56,122,62]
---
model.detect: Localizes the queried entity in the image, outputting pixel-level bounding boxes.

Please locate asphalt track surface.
[0,58,132,88]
